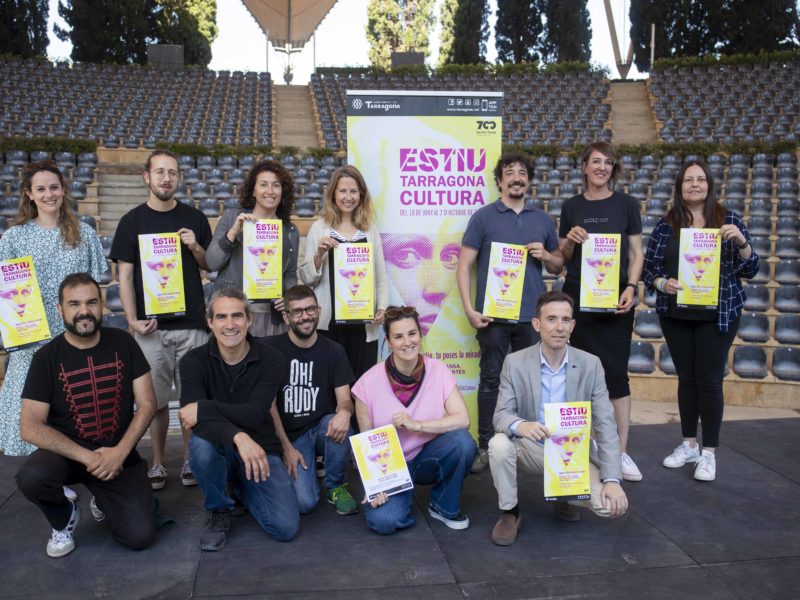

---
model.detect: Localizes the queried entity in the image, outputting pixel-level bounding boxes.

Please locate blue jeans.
[189,436,300,542]
[290,413,353,513]
[476,322,538,448]
[364,429,476,535]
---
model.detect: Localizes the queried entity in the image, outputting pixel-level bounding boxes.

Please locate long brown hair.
[322,165,374,231]
[238,159,295,225]
[16,161,81,247]
[666,160,725,232]
[580,140,622,191]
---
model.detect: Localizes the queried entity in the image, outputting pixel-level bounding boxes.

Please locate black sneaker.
[200,510,232,551]
[428,503,469,530]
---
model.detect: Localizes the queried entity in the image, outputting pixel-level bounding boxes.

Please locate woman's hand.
[227,213,257,242]
[363,491,388,508]
[373,308,385,325]
[392,411,423,433]
[273,297,286,313]
[719,224,746,247]
[316,236,339,259]
[660,277,683,295]
[615,285,636,314]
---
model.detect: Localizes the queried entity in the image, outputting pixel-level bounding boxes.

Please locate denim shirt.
[642,211,760,332]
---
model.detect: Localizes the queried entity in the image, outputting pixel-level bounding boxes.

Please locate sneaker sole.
[199,539,225,552]
[662,457,699,468]
[428,508,470,530]
[622,472,643,482]
[326,497,358,516]
[181,479,198,487]
[694,469,716,482]
[150,480,166,491]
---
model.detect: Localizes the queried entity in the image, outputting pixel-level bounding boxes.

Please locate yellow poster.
[483,242,527,322]
[677,228,721,308]
[580,234,621,312]
[351,425,414,501]
[0,257,51,350]
[543,402,592,501]
[138,233,186,318]
[333,243,374,323]
[243,220,282,301]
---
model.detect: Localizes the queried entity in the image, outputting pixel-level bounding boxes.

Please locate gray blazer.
[493,342,623,481]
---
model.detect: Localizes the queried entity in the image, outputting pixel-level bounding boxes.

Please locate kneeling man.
[17,273,157,557]
[488,291,628,546]
[179,288,298,551]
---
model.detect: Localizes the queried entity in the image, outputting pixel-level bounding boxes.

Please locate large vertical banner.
[347,90,503,438]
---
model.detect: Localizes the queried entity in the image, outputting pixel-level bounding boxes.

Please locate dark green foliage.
[440,0,489,65]
[0,0,49,58]
[367,0,435,69]
[542,0,591,63]
[495,0,543,63]
[153,0,218,67]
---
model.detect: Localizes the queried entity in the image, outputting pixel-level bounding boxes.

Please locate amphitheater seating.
[772,347,800,381]
[732,346,769,379]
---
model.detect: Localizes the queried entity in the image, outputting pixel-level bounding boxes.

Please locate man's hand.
[178,402,198,430]
[177,227,200,252]
[326,410,351,443]
[565,226,589,245]
[129,318,157,335]
[282,444,307,481]
[363,491,388,508]
[615,286,636,314]
[516,421,550,441]
[601,482,628,517]
[88,446,127,481]
[233,432,270,482]
[525,242,549,261]
[466,308,492,330]
[392,411,422,433]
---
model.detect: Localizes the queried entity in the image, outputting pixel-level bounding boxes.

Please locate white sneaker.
[663,442,701,468]
[47,501,80,558]
[62,486,78,502]
[694,450,716,482]
[621,453,643,481]
[90,496,106,522]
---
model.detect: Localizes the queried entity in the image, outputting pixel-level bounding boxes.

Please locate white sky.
[47,0,642,83]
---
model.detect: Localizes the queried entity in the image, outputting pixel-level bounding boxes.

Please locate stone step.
[99,173,144,185]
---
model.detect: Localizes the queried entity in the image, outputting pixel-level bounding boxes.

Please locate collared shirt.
[509,347,569,437]
[642,211,759,332]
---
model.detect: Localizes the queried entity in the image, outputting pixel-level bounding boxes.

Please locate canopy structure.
[241,0,338,51]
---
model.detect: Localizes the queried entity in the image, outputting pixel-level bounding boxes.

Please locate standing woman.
[643,160,758,482]
[0,161,107,455]
[352,306,476,535]
[205,160,299,336]
[558,141,645,482]
[300,165,389,379]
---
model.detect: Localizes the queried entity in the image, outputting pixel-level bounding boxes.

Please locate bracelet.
[624,282,638,291]
[737,240,750,250]
[657,278,668,293]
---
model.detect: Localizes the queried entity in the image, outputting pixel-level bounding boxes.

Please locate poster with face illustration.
[677,228,721,308]
[580,234,620,312]
[483,242,527,322]
[351,424,413,501]
[543,402,592,501]
[138,233,186,318]
[243,219,282,301]
[333,242,375,322]
[0,257,51,350]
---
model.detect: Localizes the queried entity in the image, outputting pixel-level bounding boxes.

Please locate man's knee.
[488,432,515,460]
[16,459,51,499]
[189,436,219,467]
[296,487,319,515]
[446,429,478,460]
[366,508,401,536]
[269,513,300,542]
[116,521,156,551]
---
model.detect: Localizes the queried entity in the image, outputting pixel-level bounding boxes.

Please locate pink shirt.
[352,356,457,461]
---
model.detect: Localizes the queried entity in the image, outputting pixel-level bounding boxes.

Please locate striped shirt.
[642,211,760,332]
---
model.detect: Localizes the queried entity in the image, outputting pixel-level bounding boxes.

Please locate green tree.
[720,0,799,54]
[440,0,489,64]
[541,0,591,63]
[153,0,218,66]
[438,0,457,66]
[367,0,436,69]
[495,0,544,64]
[56,0,157,64]
[0,0,49,58]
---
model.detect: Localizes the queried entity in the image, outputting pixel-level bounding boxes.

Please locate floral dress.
[0,221,107,455]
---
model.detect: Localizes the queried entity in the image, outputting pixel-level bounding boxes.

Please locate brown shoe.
[491,512,522,546]
[554,501,581,522]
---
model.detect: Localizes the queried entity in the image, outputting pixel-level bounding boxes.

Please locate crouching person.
[179,288,299,551]
[16,273,157,557]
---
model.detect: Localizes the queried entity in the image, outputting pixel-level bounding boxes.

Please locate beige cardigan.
[299,218,389,342]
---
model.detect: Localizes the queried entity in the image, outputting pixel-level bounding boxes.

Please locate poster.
[543,402,592,502]
[580,234,621,312]
[138,233,186,318]
[677,228,721,308]
[348,90,503,439]
[351,425,414,501]
[0,257,51,350]
[243,219,282,301]
[333,242,374,323]
[483,242,527,322]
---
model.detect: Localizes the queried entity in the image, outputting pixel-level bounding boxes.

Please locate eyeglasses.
[287,305,319,318]
[384,306,418,319]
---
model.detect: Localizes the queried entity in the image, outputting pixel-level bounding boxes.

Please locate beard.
[150,183,175,202]
[289,317,318,340]
[64,313,101,338]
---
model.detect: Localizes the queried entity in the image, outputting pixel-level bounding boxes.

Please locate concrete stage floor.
[1,419,799,600]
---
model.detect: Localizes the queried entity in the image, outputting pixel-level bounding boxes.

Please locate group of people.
[0,142,758,557]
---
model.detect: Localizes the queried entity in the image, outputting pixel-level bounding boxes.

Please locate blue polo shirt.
[462,199,558,321]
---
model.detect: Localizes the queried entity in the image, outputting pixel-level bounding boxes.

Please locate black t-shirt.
[109,202,212,330]
[261,334,354,441]
[559,192,643,288]
[22,328,151,465]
